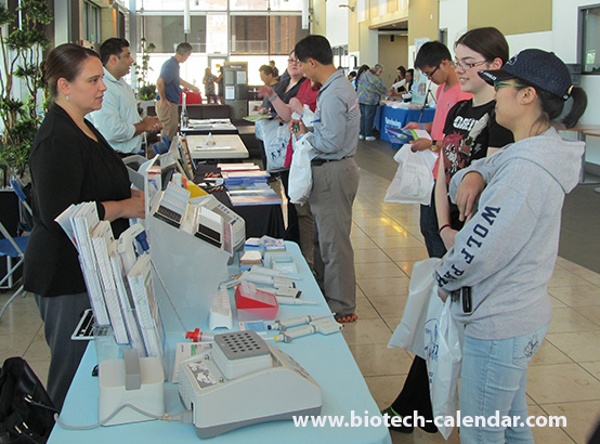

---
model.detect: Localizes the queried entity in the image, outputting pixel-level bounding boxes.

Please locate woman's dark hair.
[514,81,587,131]
[42,43,100,98]
[455,27,509,65]
[396,65,406,77]
[536,86,587,130]
[355,64,370,90]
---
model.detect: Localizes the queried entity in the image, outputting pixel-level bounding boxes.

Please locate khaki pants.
[155,99,179,140]
[309,157,360,315]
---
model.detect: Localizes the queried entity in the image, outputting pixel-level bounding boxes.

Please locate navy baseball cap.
[478,49,574,101]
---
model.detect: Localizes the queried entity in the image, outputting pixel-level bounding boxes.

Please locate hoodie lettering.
[438,206,502,287]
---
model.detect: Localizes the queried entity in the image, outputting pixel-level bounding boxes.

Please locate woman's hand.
[288,98,304,115]
[440,227,458,250]
[258,85,274,99]
[438,290,448,302]
[456,172,485,222]
[102,190,145,221]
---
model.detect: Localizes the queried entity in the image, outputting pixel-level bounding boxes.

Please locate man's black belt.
[311,156,353,166]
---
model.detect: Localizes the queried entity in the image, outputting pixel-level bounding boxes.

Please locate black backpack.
[0,357,57,443]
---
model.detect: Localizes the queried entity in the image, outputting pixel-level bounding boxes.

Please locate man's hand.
[409,138,433,152]
[455,172,485,222]
[289,118,306,139]
[140,116,162,133]
[404,121,421,130]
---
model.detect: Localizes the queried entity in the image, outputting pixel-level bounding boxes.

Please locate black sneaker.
[380,406,414,434]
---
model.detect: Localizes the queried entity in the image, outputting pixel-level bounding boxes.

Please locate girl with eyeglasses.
[435,49,586,443]
[383,26,514,435]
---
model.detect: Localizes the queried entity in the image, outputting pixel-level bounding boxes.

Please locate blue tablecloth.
[375,104,436,145]
[49,243,392,444]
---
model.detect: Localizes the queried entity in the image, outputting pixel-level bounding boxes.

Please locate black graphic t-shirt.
[441,99,513,185]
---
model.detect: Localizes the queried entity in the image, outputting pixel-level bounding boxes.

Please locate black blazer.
[24,104,131,297]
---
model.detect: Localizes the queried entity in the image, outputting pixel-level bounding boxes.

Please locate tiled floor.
[1,167,599,443]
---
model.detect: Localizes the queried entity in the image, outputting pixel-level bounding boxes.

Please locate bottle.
[180,92,189,129]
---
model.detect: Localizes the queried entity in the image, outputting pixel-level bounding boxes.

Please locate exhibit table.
[181,119,238,135]
[375,103,436,144]
[49,243,392,444]
[193,165,285,239]
[187,134,249,160]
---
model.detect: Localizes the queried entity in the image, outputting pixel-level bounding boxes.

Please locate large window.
[138,15,207,53]
[83,1,101,43]
[231,15,308,55]
[581,6,600,73]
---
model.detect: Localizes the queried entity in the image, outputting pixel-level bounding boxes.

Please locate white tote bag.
[288,136,315,205]
[425,297,464,440]
[388,258,442,359]
[260,119,290,173]
[384,144,436,206]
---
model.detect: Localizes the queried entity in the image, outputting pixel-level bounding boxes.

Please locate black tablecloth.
[193,165,285,239]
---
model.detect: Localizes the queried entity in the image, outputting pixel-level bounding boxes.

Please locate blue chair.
[152,141,168,155]
[160,135,171,148]
[0,177,32,321]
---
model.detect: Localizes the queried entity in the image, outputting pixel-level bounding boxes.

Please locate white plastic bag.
[385,144,436,205]
[260,119,290,172]
[288,136,315,205]
[388,258,442,359]
[425,297,464,440]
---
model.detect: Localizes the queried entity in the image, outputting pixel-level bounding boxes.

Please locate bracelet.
[438,223,451,234]
[420,123,424,130]
[268,93,278,102]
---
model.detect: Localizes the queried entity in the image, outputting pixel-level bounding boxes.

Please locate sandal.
[335,313,358,323]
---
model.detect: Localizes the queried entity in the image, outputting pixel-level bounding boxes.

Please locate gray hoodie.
[434,127,584,340]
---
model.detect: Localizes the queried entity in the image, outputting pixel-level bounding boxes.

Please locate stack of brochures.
[221,170,270,187]
[226,183,283,206]
[55,203,164,358]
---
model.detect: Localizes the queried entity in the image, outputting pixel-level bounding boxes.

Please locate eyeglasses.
[454,59,487,70]
[288,59,299,64]
[422,65,439,79]
[493,80,526,91]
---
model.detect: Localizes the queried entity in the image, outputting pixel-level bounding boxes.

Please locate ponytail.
[561,87,587,129]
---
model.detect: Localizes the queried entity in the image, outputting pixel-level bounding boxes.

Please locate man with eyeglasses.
[292,35,360,324]
[405,41,471,259]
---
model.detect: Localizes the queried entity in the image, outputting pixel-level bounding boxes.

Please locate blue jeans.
[359,104,378,137]
[459,323,549,444]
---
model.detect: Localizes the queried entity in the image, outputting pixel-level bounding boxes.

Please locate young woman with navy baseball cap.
[434,49,586,443]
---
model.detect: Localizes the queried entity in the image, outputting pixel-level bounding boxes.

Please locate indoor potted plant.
[136,38,156,101]
[0,0,52,180]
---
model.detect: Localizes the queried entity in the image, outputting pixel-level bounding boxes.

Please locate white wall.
[326,0,351,48]
[439,0,468,51]
[505,32,553,55]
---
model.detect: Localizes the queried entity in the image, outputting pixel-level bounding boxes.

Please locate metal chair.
[0,177,32,320]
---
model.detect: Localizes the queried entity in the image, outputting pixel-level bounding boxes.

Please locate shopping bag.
[288,136,315,205]
[388,258,441,359]
[384,144,436,205]
[425,297,464,440]
[261,119,290,173]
